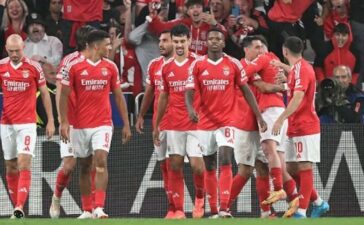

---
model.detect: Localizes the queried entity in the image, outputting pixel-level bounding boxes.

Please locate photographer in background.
[316,65,364,123]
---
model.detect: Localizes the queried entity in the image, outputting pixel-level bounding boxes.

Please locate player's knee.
[238,164,253,177]
[191,165,204,175]
[95,166,106,173]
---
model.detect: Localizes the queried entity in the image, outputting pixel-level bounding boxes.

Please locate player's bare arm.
[272,90,304,135]
[270,59,291,74]
[253,80,286,93]
[240,83,267,132]
[153,92,169,146]
[135,84,154,134]
[185,89,198,123]
[113,87,132,144]
[59,85,71,143]
[55,80,62,123]
[39,85,55,139]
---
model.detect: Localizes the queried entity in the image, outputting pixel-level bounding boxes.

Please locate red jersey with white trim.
[63,0,103,22]
[231,59,260,131]
[56,51,83,126]
[146,56,169,130]
[186,54,247,130]
[287,58,320,137]
[242,52,285,111]
[0,57,46,124]
[160,53,199,131]
[61,58,120,129]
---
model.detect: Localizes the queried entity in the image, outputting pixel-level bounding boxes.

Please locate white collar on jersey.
[10,61,23,70]
[207,57,223,65]
[174,58,188,67]
[86,59,101,66]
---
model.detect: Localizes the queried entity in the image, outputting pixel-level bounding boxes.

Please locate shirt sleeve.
[146,61,154,86]
[160,65,169,94]
[293,64,309,93]
[32,61,46,87]
[242,54,268,77]
[110,62,121,91]
[61,63,73,87]
[185,60,199,90]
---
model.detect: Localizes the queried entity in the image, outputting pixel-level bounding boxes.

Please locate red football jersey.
[160,53,199,131]
[186,54,247,130]
[242,52,285,111]
[146,56,169,131]
[0,57,46,124]
[61,58,120,129]
[56,51,83,126]
[231,58,260,131]
[63,0,103,22]
[287,58,320,137]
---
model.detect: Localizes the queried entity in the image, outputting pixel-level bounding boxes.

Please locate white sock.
[313,196,323,206]
[297,208,307,216]
[261,210,271,218]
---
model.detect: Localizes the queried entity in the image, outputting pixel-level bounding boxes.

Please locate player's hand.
[60,122,70,143]
[112,33,123,50]
[257,117,267,133]
[272,119,283,136]
[135,117,144,134]
[274,69,287,85]
[123,0,132,9]
[46,120,55,140]
[153,129,161,146]
[122,125,132,144]
[188,109,199,123]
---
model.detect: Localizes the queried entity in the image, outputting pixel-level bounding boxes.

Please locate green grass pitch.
[0,218,364,225]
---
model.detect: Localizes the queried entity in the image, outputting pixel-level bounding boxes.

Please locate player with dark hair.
[60,30,131,219]
[185,28,266,218]
[153,24,205,219]
[49,25,96,219]
[135,30,175,219]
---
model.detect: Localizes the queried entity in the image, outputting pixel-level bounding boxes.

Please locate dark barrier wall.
[0,124,364,218]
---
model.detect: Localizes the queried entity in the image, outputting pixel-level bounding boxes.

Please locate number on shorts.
[104,133,110,148]
[224,128,235,139]
[295,141,303,153]
[24,135,31,151]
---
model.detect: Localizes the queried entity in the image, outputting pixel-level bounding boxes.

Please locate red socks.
[193,173,205,199]
[270,167,283,191]
[298,169,313,209]
[310,188,318,202]
[54,169,71,198]
[256,176,271,212]
[16,170,31,208]
[219,165,232,211]
[160,160,174,211]
[94,190,106,208]
[284,179,298,201]
[81,194,93,212]
[205,170,218,214]
[228,174,248,208]
[169,170,184,211]
[91,169,96,207]
[6,172,19,206]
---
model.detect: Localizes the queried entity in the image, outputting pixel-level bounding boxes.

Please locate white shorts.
[166,130,202,157]
[71,126,113,158]
[1,124,37,160]
[60,126,74,158]
[234,129,267,166]
[196,126,235,156]
[284,133,321,163]
[154,131,168,161]
[260,107,288,146]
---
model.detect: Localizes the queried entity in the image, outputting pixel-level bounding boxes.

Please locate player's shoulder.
[61,51,81,65]
[103,57,119,70]
[225,54,243,68]
[23,57,43,71]
[0,57,10,69]
[147,56,164,70]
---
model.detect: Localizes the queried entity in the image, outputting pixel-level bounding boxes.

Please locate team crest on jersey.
[22,70,30,78]
[101,68,108,76]
[223,67,230,76]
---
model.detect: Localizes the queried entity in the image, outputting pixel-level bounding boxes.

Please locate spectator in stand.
[265,0,314,59]
[44,0,63,41]
[1,0,28,58]
[101,0,121,31]
[23,0,49,18]
[350,0,364,88]
[62,0,103,54]
[24,13,63,68]
[128,0,175,85]
[321,0,349,40]
[317,23,360,84]
[224,0,269,59]
[148,0,226,55]
[0,0,5,55]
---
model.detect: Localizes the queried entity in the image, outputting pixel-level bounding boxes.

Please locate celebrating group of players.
[0,22,329,219]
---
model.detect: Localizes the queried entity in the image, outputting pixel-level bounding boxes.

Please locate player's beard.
[176,48,184,56]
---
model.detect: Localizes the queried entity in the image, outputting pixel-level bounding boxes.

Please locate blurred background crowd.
[1,0,364,124]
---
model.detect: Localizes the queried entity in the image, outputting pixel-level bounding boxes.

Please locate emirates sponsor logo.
[81,79,108,91]
[4,80,30,91]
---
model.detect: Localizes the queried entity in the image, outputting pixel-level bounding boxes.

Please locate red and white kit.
[0,57,45,159]
[160,53,201,157]
[186,54,247,156]
[62,58,120,158]
[284,59,320,163]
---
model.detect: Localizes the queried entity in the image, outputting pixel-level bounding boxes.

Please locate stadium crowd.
[0,0,363,220]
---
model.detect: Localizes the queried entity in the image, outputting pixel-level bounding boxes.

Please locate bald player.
[0,34,55,218]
